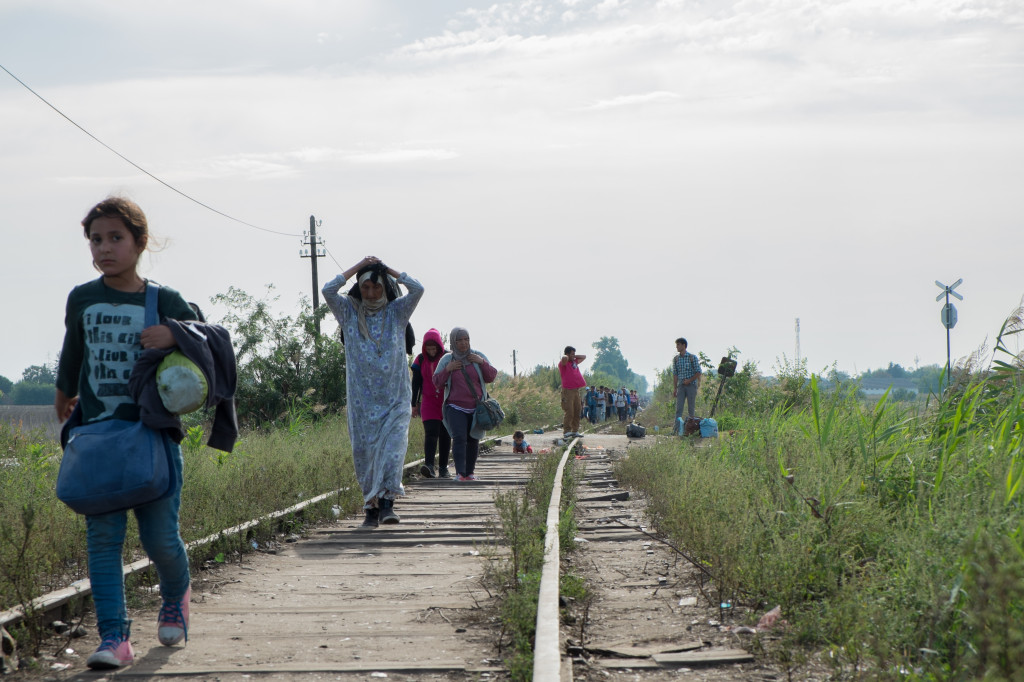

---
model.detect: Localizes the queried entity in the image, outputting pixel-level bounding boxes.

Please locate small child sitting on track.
[512,430,533,454]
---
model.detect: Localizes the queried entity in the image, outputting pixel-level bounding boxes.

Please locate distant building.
[858,377,919,396]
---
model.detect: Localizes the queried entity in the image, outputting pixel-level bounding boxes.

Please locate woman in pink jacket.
[432,327,498,481]
[411,328,450,478]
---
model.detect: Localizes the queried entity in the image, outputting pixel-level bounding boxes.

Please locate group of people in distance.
[557,341,703,440]
[584,386,641,424]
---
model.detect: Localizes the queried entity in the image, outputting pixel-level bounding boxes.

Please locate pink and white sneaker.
[86,633,134,669]
[157,586,191,646]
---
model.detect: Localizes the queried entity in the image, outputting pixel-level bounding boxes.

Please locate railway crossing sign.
[940,303,958,329]
[935,279,963,390]
[935,279,962,330]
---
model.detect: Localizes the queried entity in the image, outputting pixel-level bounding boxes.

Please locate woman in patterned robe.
[323,256,423,529]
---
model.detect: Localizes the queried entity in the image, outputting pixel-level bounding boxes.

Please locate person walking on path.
[55,197,198,670]
[559,346,587,438]
[323,256,424,529]
[411,328,451,478]
[434,327,498,481]
[586,386,599,424]
[615,388,628,421]
[672,337,702,422]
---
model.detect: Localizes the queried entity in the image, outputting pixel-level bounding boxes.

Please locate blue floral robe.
[322,273,423,504]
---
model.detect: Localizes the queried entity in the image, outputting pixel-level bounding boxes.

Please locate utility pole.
[300,216,326,335]
[512,350,518,378]
[795,318,800,368]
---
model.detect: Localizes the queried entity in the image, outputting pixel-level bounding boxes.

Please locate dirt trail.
[567,432,785,680]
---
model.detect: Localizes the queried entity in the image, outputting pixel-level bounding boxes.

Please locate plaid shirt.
[672,352,701,384]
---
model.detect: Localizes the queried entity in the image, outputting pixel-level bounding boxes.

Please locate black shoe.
[357,507,379,531]
[379,498,400,524]
[438,468,450,479]
[420,464,435,478]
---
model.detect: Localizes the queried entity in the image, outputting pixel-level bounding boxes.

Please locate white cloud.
[582,90,681,110]
[344,148,460,164]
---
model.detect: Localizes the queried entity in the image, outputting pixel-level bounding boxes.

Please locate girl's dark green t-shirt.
[56,278,196,424]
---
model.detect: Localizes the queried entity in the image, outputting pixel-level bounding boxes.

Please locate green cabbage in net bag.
[157,351,208,415]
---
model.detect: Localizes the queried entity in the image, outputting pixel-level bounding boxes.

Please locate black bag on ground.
[626,422,646,438]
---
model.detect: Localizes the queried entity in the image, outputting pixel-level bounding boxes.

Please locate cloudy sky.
[1,0,1021,391]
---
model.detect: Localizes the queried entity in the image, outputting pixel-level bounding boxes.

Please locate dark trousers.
[445,406,479,476]
[423,419,451,469]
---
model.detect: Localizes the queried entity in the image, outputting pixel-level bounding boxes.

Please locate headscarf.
[351,266,393,344]
[450,327,471,362]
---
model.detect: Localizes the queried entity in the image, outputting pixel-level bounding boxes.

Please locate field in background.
[0,405,60,440]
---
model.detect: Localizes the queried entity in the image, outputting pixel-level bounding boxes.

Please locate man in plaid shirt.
[672,337,702,420]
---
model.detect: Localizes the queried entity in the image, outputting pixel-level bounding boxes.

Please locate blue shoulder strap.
[144,282,159,328]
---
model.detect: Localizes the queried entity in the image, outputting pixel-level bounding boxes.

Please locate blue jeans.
[85,441,189,638]
[445,406,479,476]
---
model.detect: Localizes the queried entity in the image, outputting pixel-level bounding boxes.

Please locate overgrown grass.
[489,377,565,430]
[618,331,1024,678]
[488,449,583,680]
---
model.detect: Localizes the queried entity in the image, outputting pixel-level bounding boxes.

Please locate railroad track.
[6,430,770,680]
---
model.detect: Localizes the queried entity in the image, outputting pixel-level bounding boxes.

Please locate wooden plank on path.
[579,491,630,502]
[586,639,703,658]
[594,658,662,669]
[653,648,755,665]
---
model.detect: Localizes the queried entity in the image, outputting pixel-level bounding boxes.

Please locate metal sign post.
[935,278,963,391]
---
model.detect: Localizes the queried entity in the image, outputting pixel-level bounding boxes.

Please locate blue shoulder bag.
[56,283,174,516]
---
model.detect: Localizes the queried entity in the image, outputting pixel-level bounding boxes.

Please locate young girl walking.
[411,328,451,478]
[55,197,197,670]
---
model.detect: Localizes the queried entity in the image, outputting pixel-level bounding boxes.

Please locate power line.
[0,62,302,238]
[323,247,344,271]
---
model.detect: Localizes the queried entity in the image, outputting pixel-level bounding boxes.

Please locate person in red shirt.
[558,346,587,439]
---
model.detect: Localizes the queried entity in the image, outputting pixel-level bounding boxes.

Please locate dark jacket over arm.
[128,319,239,452]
